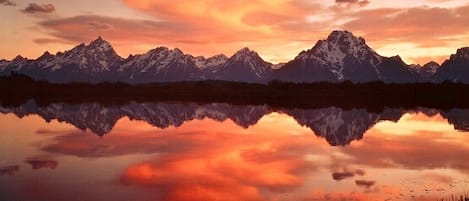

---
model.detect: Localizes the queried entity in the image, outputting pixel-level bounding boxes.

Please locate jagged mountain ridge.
[212,47,273,83]
[0,30,467,83]
[0,37,123,83]
[410,61,441,82]
[0,38,273,83]
[280,31,383,82]
[433,47,469,83]
[118,47,202,83]
[273,31,419,83]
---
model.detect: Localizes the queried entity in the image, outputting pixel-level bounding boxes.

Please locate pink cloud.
[22,3,55,14]
[343,5,469,47]
[0,0,15,6]
[336,0,370,7]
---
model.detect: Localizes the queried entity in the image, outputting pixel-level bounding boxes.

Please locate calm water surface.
[0,101,468,201]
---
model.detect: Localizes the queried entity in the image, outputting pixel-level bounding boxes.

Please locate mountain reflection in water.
[1,100,468,145]
[0,100,468,201]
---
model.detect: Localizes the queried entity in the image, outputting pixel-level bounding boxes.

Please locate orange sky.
[1,0,468,65]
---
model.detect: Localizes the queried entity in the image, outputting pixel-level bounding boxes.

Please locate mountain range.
[1,101,468,146]
[1,31,468,83]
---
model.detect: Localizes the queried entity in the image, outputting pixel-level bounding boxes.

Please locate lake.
[0,101,468,201]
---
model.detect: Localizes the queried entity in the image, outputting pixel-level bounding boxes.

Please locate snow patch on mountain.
[120,47,186,72]
[192,54,228,71]
[36,37,122,73]
[226,47,273,78]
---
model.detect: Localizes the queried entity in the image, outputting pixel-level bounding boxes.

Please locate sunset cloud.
[15,1,466,64]
[37,15,190,44]
[35,14,285,58]
[120,0,324,38]
[332,171,355,181]
[343,5,469,63]
[40,117,324,200]
[0,0,15,6]
[355,180,376,188]
[344,6,469,45]
[336,0,370,7]
[115,0,329,60]
[33,38,69,45]
[22,3,55,13]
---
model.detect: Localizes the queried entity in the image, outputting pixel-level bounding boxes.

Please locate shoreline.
[2,75,469,110]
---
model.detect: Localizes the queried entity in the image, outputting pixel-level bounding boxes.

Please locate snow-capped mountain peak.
[37,51,54,61]
[327,30,364,43]
[148,46,169,54]
[120,46,171,72]
[36,51,55,67]
[229,48,272,70]
[209,54,228,61]
[292,30,383,81]
[299,30,381,64]
[144,47,185,59]
[146,47,186,59]
[118,46,202,82]
[0,59,8,69]
[274,30,418,83]
[232,47,259,61]
[192,54,228,70]
[214,47,273,82]
[33,36,123,73]
[410,61,439,76]
[237,47,252,53]
[88,36,114,53]
[228,48,272,69]
[1,55,30,72]
[172,48,184,55]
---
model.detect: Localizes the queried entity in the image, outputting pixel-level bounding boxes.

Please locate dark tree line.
[1,74,468,111]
